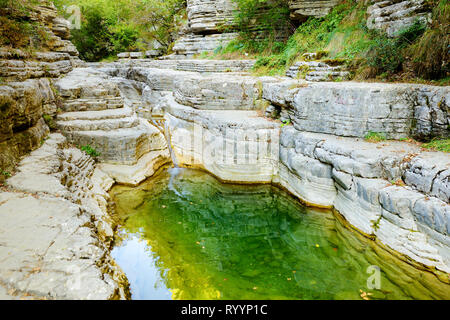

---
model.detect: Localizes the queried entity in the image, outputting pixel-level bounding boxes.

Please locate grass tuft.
[364,131,387,143]
[422,139,450,153]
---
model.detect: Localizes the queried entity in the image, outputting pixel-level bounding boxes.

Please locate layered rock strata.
[172,0,290,58]
[187,0,236,34]
[0,1,84,182]
[76,59,449,278]
[263,80,449,140]
[278,128,450,275]
[95,62,276,120]
[95,58,255,73]
[286,60,350,82]
[54,68,170,185]
[166,104,450,275]
[288,0,340,21]
[367,0,432,37]
[173,31,238,58]
[165,96,280,182]
[172,0,237,58]
[0,134,129,299]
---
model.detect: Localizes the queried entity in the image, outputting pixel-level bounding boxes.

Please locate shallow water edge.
[109,166,450,300]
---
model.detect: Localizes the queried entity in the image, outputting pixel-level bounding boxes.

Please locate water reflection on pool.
[110,168,450,300]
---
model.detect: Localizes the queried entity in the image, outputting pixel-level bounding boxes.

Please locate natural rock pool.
[110,168,450,300]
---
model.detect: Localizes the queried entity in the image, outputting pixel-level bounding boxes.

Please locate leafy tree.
[132,0,186,50]
[70,4,114,61]
[53,0,186,61]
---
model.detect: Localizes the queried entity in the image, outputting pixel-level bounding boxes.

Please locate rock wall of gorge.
[0,1,84,183]
[1,134,129,299]
[96,59,449,278]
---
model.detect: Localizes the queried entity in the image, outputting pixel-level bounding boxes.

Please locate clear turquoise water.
[110,168,450,300]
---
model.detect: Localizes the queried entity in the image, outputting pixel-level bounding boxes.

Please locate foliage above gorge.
[52,0,186,61]
[1,0,448,83]
[211,0,449,83]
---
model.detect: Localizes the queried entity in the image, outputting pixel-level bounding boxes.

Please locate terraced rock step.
[165,98,450,274]
[289,0,340,21]
[286,60,350,81]
[101,59,256,74]
[172,33,238,58]
[57,107,135,121]
[57,116,140,132]
[55,68,169,167]
[173,73,278,110]
[61,97,125,112]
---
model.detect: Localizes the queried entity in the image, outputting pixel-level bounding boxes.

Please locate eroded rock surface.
[100,60,447,275]
[55,68,170,175]
[187,0,236,34]
[0,134,129,300]
[289,0,340,21]
[367,0,432,37]
[4,42,449,299]
[263,80,449,140]
[0,1,84,182]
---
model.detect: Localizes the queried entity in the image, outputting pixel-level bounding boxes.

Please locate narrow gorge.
[0,0,448,300]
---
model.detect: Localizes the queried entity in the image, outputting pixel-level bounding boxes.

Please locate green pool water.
[110,167,450,300]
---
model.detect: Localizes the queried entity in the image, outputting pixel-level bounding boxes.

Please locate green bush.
[54,0,186,61]
[366,37,403,75]
[80,145,101,158]
[231,0,292,53]
[408,0,449,80]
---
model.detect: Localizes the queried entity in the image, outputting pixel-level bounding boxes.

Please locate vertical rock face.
[0,1,84,182]
[366,0,432,37]
[172,0,293,58]
[187,0,236,34]
[172,0,238,58]
[288,0,340,21]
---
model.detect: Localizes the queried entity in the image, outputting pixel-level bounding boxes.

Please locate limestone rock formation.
[95,58,447,274]
[0,134,129,300]
[170,0,238,58]
[288,0,340,21]
[172,0,290,58]
[286,60,350,81]
[263,80,449,140]
[0,1,84,182]
[54,68,170,185]
[367,0,432,37]
[187,0,236,34]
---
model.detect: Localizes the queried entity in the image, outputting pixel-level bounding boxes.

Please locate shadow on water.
[110,168,450,300]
